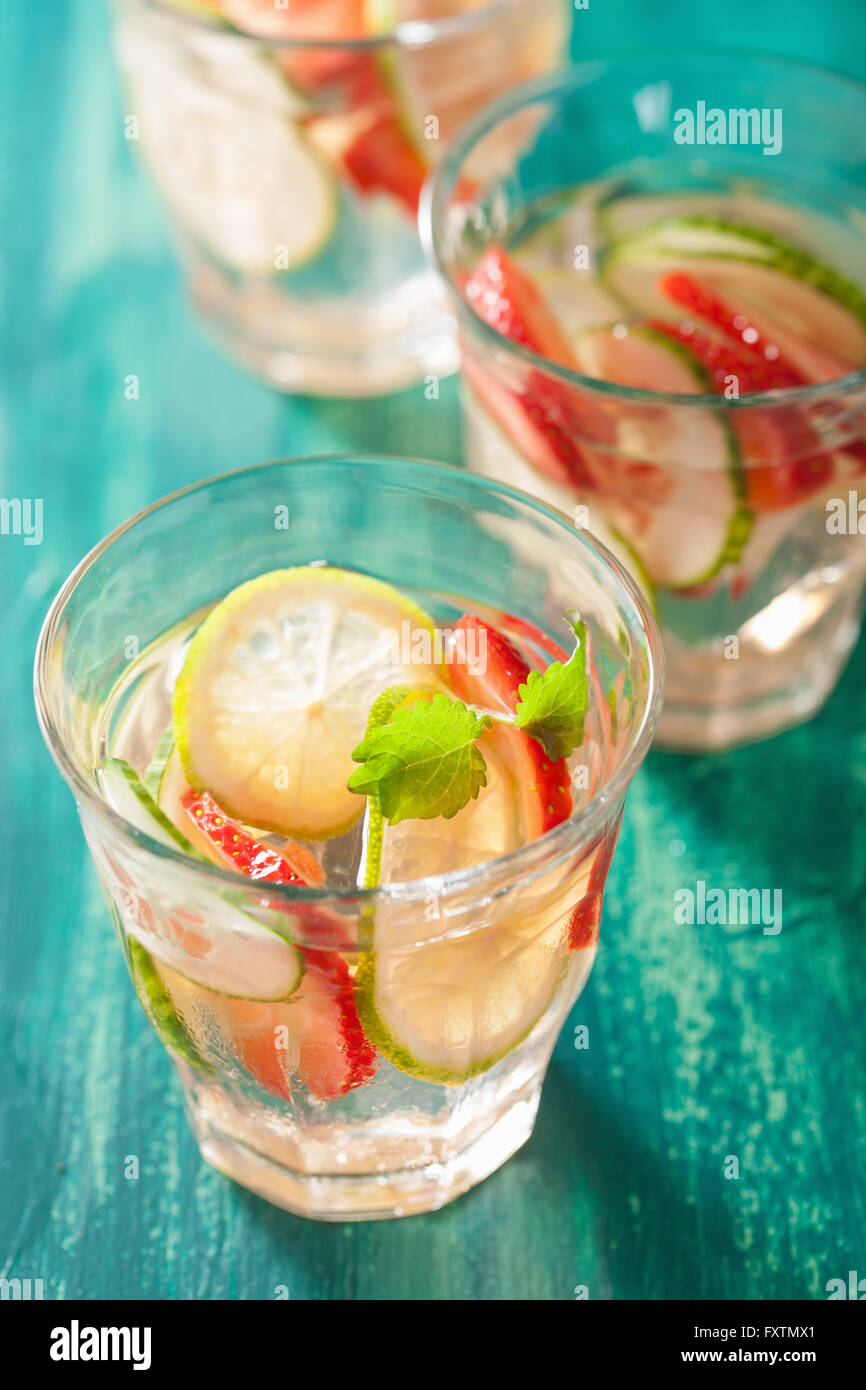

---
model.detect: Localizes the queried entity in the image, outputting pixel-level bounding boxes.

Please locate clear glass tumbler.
[423,56,866,749]
[112,0,568,396]
[35,456,661,1219]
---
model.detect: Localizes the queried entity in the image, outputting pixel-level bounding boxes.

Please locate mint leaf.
[514,618,589,760]
[348,693,491,825]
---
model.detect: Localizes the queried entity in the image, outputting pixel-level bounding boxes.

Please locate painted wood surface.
[1,1,865,1300]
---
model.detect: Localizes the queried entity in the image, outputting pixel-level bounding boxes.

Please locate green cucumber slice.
[143,725,177,801]
[123,41,335,276]
[100,759,304,1002]
[102,756,195,854]
[596,192,830,246]
[128,936,213,1073]
[605,463,753,591]
[604,219,866,363]
[571,324,752,588]
[160,0,233,24]
[573,323,710,393]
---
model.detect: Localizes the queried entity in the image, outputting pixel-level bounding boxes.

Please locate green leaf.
[348,693,491,826]
[514,618,589,760]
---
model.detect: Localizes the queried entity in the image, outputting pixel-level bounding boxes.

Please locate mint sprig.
[348,618,590,826]
[348,693,491,826]
[514,618,589,761]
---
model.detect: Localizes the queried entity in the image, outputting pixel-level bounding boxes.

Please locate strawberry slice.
[646,315,835,511]
[180,790,376,1100]
[646,317,791,395]
[465,247,578,363]
[448,614,573,839]
[222,0,368,90]
[656,272,859,505]
[735,412,834,512]
[340,111,428,217]
[462,247,607,491]
[211,956,375,1103]
[657,271,804,388]
[567,814,622,951]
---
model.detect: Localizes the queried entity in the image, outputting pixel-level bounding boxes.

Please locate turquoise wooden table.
[2,1,865,1301]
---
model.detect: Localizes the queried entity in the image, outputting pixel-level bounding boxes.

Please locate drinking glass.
[423,56,866,748]
[35,456,661,1219]
[112,0,568,395]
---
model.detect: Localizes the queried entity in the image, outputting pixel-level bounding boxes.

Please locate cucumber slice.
[128,936,213,1073]
[570,325,752,588]
[364,0,564,164]
[160,0,232,24]
[143,725,176,801]
[102,756,195,855]
[530,269,629,342]
[604,220,866,363]
[606,463,753,591]
[596,192,832,246]
[573,323,710,394]
[100,759,304,1001]
[123,40,335,276]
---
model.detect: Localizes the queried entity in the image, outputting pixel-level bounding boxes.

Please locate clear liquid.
[85,578,613,1216]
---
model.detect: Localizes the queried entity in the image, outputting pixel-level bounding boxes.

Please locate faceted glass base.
[185,1077,541,1222]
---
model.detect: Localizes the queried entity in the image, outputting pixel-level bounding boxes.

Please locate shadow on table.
[228,1062,741,1300]
[643,665,866,945]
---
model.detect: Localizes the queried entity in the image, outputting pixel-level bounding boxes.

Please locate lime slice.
[356,780,595,1083]
[173,566,444,840]
[355,697,593,1083]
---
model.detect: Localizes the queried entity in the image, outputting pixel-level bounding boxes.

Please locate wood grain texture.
[1,1,865,1301]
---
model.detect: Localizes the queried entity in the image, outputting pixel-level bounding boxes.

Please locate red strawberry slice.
[567,814,622,951]
[657,269,865,387]
[180,790,376,1100]
[222,0,368,90]
[182,789,306,885]
[462,247,608,490]
[656,271,804,388]
[341,111,428,216]
[655,272,859,505]
[465,247,577,363]
[645,317,790,396]
[646,314,835,511]
[211,959,375,1103]
[448,614,573,839]
[499,612,569,665]
[306,94,428,218]
[734,411,834,512]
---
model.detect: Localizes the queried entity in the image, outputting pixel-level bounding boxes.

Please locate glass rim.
[34,454,664,908]
[420,52,866,413]
[134,0,538,52]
